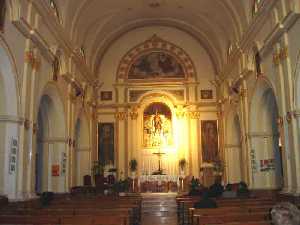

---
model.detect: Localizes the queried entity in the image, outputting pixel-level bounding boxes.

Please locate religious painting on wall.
[201,120,219,162]
[98,123,114,165]
[143,102,173,148]
[128,51,185,79]
[201,90,213,99]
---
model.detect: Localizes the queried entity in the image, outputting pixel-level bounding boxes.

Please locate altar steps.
[141,193,178,225]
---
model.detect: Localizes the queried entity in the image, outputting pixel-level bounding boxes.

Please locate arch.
[73,111,90,186]
[35,84,67,193]
[249,78,279,132]
[0,38,19,198]
[295,59,300,109]
[117,35,196,81]
[249,78,283,189]
[225,109,243,183]
[35,82,66,135]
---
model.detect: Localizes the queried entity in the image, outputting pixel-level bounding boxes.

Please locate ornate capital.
[217,110,223,117]
[176,105,186,119]
[273,51,280,66]
[240,88,247,98]
[129,107,138,120]
[277,116,284,127]
[24,119,30,130]
[25,50,40,70]
[279,46,288,60]
[188,111,201,119]
[115,112,127,121]
[286,111,292,123]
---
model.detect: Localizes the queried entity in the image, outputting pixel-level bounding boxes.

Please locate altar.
[139,175,179,192]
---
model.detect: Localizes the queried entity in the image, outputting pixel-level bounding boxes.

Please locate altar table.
[139,175,179,192]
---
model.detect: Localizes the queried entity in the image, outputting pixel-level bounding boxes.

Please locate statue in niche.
[153,111,163,135]
[143,103,172,148]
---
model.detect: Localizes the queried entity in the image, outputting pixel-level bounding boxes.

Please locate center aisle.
[141,193,178,225]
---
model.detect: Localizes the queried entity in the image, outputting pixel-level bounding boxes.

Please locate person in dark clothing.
[194,190,217,209]
[208,180,224,198]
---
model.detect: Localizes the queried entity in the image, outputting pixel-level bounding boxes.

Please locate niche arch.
[117,35,196,81]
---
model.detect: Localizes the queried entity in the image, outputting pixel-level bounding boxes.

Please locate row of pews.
[176,195,276,225]
[0,194,142,225]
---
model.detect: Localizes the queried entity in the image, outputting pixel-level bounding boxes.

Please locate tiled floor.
[141,193,178,225]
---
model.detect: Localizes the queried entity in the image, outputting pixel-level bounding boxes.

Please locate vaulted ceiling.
[57,0,249,75]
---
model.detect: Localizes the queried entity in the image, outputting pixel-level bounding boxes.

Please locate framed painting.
[101,91,113,101]
[201,120,219,162]
[201,90,213,99]
[98,123,114,165]
[128,51,185,79]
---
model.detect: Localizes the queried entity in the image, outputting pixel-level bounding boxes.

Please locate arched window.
[49,0,60,22]
[0,0,6,32]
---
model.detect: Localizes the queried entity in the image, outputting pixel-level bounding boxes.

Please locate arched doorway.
[0,43,19,198]
[35,88,66,193]
[73,116,90,186]
[225,113,243,183]
[250,81,283,189]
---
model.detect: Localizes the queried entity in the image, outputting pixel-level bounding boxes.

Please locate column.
[17,40,36,200]
[0,116,22,199]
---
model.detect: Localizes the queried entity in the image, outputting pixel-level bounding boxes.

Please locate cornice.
[222,0,278,77]
[17,1,95,83]
[0,115,23,123]
[114,80,198,88]
[260,11,300,57]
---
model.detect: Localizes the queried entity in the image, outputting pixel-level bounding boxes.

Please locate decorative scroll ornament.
[117,35,196,80]
[129,107,138,120]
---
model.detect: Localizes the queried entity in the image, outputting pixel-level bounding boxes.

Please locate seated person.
[237,181,250,197]
[222,183,237,198]
[188,177,205,196]
[208,180,224,198]
[194,190,217,209]
[271,202,300,225]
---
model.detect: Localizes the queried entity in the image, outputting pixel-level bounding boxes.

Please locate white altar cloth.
[139,175,178,183]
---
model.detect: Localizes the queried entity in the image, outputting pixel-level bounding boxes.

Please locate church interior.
[1,0,300,224]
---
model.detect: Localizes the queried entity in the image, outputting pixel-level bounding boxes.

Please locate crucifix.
[152,148,166,175]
